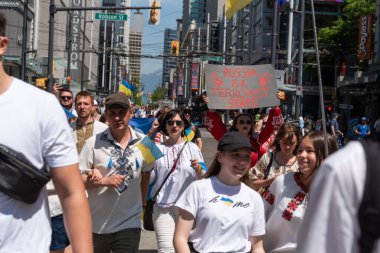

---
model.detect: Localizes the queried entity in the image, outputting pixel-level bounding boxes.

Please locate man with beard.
[48,91,108,252]
[70,91,108,153]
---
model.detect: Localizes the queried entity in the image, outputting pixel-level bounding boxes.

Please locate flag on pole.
[119,79,136,97]
[184,126,196,142]
[225,0,253,19]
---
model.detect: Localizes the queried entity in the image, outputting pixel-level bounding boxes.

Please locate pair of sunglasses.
[61,96,72,100]
[167,120,184,127]
[238,120,252,125]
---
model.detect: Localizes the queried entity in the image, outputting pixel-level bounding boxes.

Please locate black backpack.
[358,138,380,253]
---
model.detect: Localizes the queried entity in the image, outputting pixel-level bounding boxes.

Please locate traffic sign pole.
[47,1,161,92]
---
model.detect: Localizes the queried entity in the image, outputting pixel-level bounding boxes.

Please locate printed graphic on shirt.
[209,195,251,208]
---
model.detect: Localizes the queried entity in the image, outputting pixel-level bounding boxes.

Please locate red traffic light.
[327,106,332,111]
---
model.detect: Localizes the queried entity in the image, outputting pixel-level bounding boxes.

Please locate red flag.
[259,107,283,150]
[205,111,227,141]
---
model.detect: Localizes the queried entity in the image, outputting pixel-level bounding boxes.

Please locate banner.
[177,67,184,96]
[358,15,372,61]
[191,64,199,91]
[71,0,82,70]
[205,64,280,110]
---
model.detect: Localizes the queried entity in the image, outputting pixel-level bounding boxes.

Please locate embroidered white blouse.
[262,172,308,253]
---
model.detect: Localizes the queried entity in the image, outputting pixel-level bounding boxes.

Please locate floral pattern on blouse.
[262,189,275,205]
[282,191,307,221]
[249,152,299,181]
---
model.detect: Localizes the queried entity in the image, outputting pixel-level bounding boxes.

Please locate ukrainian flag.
[199,161,207,172]
[226,0,253,19]
[119,79,136,97]
[184,126,195,142]
[135,136,164,164]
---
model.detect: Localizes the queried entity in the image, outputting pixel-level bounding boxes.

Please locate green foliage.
[151,86,167,102]
[318,0,376,56]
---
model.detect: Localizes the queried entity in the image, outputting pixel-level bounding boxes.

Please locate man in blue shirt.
[355,117,371,139]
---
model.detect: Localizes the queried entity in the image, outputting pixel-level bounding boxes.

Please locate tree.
[151,86,167,102]
[318,0,376,65]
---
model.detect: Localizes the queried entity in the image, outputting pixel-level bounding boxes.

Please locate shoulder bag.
[0,144,51,204]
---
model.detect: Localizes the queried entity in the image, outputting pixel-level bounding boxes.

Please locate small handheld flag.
[184,126,195,142]
[135,136,164,164]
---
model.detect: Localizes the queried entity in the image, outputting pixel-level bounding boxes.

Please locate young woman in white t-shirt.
[174,131,266,253]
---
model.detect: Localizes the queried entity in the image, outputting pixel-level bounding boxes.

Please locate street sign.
[200,56,223,62]
[95,13,128,21]
[339,104,354,109]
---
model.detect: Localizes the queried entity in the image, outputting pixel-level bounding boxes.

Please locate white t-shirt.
[152,141,204,207]
[79,127,153,233]
[263,173,307,253]
[0,78,78,253]
[297,141,380,253]
[48,120,108,218]
[176,176,266,253]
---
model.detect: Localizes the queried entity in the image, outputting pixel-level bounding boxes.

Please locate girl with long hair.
[249,123,301,193]
[174,132,266,253]
[262,131,338,252]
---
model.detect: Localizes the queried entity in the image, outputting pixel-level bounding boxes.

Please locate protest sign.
[205,64,280,109]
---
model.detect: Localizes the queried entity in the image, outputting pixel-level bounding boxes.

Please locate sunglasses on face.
[167,120,184,127]
[61,96,72,100]
[238,120,252,125]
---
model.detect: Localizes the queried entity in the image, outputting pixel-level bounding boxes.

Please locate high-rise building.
[119,0,131,83]
[128,12,144,84]
[97,0,125,95]
[162,28,178,95]
[1,0,101,93]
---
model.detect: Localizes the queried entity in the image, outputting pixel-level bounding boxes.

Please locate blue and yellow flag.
[199,161,207,172]
[119,79,136,97]
[130,117,156,134]
[184,126,196,142]
[226,0,253,19]
[135,136,164,164]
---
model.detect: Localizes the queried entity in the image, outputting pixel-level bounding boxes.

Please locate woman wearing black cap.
[174,132,266,253]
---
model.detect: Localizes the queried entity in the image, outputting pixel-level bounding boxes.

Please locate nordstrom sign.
[71,0,82,70]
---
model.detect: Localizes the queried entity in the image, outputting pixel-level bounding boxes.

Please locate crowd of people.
[1,13,380,253]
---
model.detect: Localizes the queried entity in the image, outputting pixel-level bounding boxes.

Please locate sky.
[132,0,183,75]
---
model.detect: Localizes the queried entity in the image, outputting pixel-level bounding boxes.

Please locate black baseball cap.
[106,93,131,109]
[217,132,253,151]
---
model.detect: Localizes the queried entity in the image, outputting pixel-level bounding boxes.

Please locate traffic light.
[149,0,160,25]
[277,91,286,101]
[327,106,332,112]
[66,76,71,84]
[36,77,48,90]
[171,40,179,56]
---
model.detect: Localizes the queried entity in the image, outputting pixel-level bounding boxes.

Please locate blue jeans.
[50,214,70,250]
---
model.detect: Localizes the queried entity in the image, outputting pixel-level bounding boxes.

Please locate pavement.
[138,127,218,252]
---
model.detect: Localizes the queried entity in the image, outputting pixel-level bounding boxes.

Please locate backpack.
[358,138,380,253]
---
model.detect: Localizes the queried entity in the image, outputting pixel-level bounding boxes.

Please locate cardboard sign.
[205,64,280,110]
